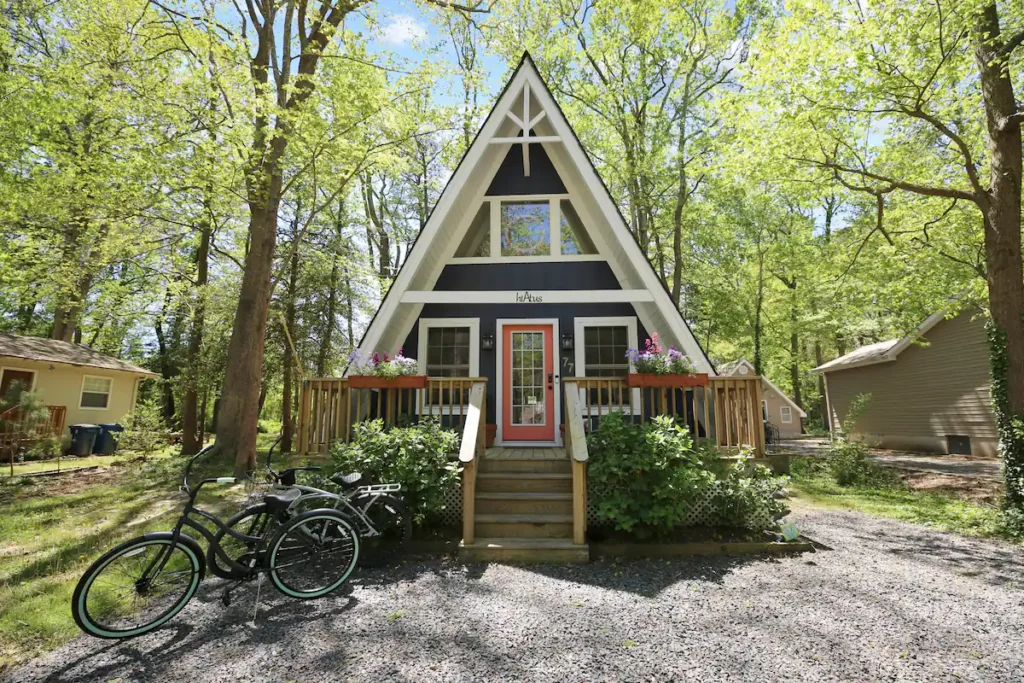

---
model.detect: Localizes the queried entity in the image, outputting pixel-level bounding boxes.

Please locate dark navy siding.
[402,303,649,427]
[486,143,566,195]
[434,262,619,291]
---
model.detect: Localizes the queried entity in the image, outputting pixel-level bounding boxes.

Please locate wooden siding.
[402,304,648,425]
[825,312,997,456]
[486,136,566,195]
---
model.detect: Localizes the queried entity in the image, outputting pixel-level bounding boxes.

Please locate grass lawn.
[1,450,175,477]
[788,457,1021,543]
[0,435,322,673]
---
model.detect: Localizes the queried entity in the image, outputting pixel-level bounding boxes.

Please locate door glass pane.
[510,330,546,425]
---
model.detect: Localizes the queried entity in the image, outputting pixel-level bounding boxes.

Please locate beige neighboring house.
[0,332,158,444]
[718,359,806,437]
[813,310,997,457]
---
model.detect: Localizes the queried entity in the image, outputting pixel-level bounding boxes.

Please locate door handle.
[547,373,553,390]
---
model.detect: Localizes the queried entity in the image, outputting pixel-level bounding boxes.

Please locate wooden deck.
[484,446,567,461]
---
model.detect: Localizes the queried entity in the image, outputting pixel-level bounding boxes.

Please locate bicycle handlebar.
[182,443,219,493]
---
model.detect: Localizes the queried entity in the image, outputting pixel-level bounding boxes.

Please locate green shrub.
[827,439,898,487]
[119,397,166,457]
[329,418,461,526]
[0,388,61,460]
[712,460,789,527]
[586,413,787,534]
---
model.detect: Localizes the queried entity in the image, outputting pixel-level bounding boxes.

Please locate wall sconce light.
[560,334,574,351]
[481,334,495,351]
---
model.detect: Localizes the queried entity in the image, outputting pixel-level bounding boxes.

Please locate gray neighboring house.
[813,310,997,457]
[718,359,806,438]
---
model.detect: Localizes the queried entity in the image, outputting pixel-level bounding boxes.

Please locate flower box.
[347,375,428,390]
[626,373,709,388]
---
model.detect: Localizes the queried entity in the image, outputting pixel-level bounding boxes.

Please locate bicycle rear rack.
[357,482,402,494]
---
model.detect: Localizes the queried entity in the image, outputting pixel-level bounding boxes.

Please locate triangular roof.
[354,53,714,374]
[812,311,950,373]
[720,358,806,418]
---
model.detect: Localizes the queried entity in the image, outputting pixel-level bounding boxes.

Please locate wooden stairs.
[459,450,589,563]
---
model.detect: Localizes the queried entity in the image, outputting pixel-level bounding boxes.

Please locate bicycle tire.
[267,508,359,599]
[72,533,202,639]
[351,493,411,567]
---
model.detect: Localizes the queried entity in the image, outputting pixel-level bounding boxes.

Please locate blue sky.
[353,0,508,104]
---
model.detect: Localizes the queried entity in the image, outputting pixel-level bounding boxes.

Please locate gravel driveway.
[7,506,1023,683]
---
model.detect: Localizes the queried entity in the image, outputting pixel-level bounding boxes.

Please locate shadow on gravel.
[35,584,360,683]
[510,554,772,597]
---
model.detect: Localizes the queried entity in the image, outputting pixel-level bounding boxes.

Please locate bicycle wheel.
[72,533,202,639]
[352,493,411,567]
[267,509,359,599]
[208,503,275,579]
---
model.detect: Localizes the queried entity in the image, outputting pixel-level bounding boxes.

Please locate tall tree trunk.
[753,236,765,375]
[181,204,211,456]
[281,218,301,453]
[154,290,177,426]
[815,341,828,430]
[974,3,1024,508]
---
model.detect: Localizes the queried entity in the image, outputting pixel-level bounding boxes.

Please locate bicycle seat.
[330,472,363,489]
[264,486,301,512]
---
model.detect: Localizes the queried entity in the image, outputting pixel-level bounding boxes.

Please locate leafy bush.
[119,397,166,457]
[712,461,789,527]
[0,388,61,460]
[586,413,786,534]
[329,418,461,526]
[826,439,893,487]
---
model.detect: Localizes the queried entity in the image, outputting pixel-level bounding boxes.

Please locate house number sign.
[515,291,544,303]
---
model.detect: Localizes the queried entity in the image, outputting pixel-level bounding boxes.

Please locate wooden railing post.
[563,380,588,545]
[459,382,486,546]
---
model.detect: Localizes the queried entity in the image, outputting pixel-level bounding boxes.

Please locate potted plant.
[347,349,428,389]
[625,334,708,387]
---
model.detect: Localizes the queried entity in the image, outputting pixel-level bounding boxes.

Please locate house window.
[1,368,36,401]
[80,375,112,409]
[454,204,490,258]
[501,201,550,256]
[560,200,597,255]
[417,319,480,409]
[780,405,793,424]
[573,317,638,409]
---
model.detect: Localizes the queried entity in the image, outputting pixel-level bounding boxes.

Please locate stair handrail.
[562,380,588,545]
[459,381,486,545]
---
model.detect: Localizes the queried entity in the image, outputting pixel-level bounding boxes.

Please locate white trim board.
[450,255,606,265]
[495,318,562,447]
[401,290,654,305]
[352,54,714,376]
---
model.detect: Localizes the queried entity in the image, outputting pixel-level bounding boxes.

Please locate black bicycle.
[210,436,411,572]
[71,445,360,640]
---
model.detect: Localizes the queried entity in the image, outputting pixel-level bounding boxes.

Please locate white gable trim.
[354,55,712,376]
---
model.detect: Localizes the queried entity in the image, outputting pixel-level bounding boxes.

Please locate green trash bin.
[69,424,100,457]
[94,423,124,455]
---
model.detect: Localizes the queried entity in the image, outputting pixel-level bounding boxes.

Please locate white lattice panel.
[440,483,462,526]
[587,480,775,530]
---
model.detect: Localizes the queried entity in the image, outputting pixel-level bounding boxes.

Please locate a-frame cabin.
[298,54,767,562]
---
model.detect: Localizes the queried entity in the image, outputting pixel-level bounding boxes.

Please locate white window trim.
[448,195,599,263]
[495,317,562,446]
[780,405,793,424]
[573,316,639,414]
[79,374,113,411]
[417,318,480,416]
[0,366,38,393]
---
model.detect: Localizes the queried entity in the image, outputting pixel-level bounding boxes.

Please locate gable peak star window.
[488,82,562,175]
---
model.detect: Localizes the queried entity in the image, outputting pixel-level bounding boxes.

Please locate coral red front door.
[502,324,555,441]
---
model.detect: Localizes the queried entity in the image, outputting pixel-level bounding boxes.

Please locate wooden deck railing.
[562,381,588,545]
[2,404,67,475]
[297,377,489,454]
[562,376,765,457]
[458,382,487,545]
